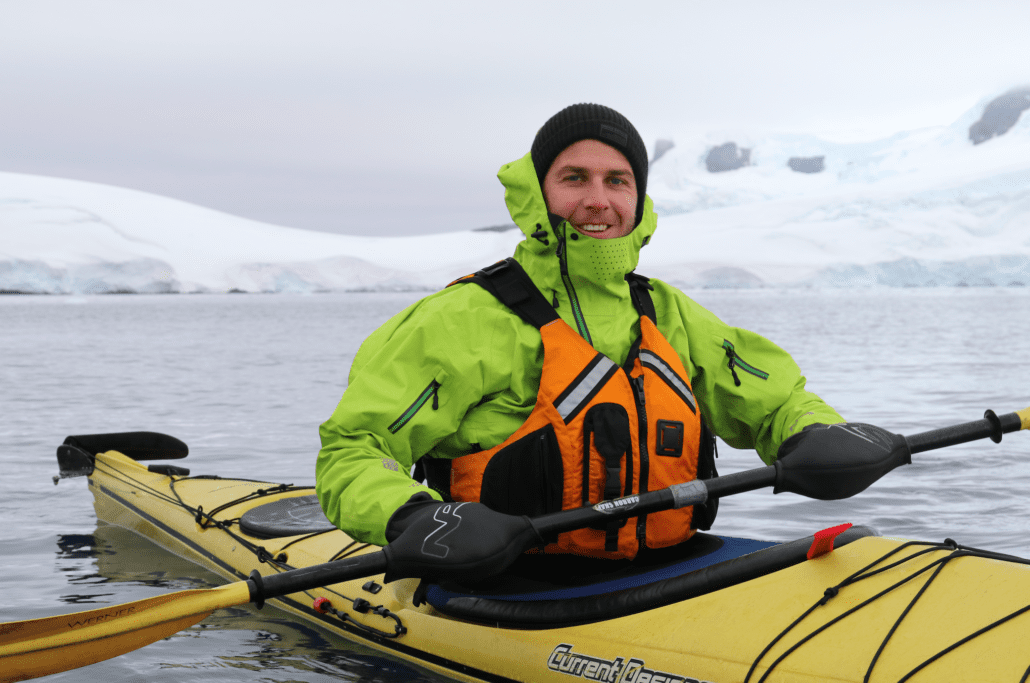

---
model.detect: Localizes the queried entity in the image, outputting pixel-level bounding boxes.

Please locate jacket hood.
[497,152,658,299]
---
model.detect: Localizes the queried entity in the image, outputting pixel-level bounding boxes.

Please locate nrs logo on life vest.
[547,643,712,683]
[593,496,639,515]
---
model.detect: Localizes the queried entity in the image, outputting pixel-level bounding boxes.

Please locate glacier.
[3,91,1029,294]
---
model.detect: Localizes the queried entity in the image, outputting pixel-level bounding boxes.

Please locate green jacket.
[316,152,844,545]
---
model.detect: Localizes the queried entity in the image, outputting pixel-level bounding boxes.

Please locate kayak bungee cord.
[745,539,1030,682]
[185,481,301,529]
[745,540,952,681]
[164,471,403,637]
[95,458,312,566]
[328,539,374,562]
[94,458,402,637]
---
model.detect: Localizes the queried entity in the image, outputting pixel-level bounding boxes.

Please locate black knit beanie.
[531,103,649,227]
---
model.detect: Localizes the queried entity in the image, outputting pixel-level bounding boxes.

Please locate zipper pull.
[552,290,559,308]
[555,221,572,263]
[633,376,646,406]
[432,385,440,410]
[725,347,742,387]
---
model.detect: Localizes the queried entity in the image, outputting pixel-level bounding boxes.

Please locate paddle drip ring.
[984,409,1004,444]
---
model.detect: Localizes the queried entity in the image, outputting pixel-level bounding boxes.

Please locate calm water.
[2,288,1029,681]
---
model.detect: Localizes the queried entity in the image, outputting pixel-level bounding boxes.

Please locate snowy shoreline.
[3,255,1029,295]
[4,92,1029,294]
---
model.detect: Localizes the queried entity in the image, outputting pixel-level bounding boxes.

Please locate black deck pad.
[427,526,877,628]
[239,495,338,539]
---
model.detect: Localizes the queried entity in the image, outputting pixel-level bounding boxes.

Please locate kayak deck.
[81,449,1030,682]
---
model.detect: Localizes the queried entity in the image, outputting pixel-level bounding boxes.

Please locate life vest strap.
[458,258,560,329]
[625,271,657,323]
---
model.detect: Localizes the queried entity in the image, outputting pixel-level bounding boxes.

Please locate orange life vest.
[424,259,717,560]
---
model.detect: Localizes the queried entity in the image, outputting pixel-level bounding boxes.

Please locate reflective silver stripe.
[640,350,696,410]
[554,356,618,421]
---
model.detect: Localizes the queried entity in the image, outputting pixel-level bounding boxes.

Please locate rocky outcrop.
[651,139,675,164]
[969,88,1030,144]
[788,156,825,173]
[705,142,751,172]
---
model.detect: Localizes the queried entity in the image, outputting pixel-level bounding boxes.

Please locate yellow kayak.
[46,435,1030,683]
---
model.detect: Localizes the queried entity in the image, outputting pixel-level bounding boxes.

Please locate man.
[316,104,895,582]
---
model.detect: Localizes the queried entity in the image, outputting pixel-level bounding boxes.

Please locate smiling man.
[316,104,894,582]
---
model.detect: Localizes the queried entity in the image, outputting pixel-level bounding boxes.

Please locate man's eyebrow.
[554,166,634,177]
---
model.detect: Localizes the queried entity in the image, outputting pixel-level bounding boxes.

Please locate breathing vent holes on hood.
[584,240,633,280]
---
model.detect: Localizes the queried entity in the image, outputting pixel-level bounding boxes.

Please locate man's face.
[542,139,637,240]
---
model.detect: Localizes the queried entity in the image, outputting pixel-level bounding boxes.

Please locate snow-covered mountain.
[3,90,1029,294]
[643,89,1030,288]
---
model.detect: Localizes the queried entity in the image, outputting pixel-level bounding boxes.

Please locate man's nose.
[583,178,611,210]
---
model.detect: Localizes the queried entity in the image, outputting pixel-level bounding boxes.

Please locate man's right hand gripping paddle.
[382,493,543,583]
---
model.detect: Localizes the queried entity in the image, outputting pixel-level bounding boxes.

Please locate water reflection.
[55,533,101,560]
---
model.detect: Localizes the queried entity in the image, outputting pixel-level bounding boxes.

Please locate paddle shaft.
[256,408,1030,601]
[906,408,1027,453]
[249,552,387,604]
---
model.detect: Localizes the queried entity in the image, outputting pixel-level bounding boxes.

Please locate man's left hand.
[774,423,911,500]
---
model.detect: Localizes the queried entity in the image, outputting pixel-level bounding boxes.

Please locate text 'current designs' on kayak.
[547,643,713,683]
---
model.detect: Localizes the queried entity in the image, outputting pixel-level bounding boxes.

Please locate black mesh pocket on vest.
[480,425,563,517]
[582,403,632,549]
[582,403,632,505]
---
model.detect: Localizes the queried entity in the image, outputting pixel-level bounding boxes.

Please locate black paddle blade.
[63,432,188,460]
[773,423,911,500]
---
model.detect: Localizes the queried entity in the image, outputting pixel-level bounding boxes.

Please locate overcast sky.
[2,0,1029,236]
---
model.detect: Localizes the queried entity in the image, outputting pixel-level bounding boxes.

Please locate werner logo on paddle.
[594,495,639,514]
[547,643,713,683]
[67,604,138,629]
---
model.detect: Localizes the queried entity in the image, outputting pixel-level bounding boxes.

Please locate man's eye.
[609,177,625,185]
[563,174,581,182]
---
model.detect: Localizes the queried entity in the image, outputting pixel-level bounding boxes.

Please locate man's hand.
[383,494,543,583]
[774,423,911,500]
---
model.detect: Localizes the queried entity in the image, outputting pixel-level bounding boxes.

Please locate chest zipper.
[556,224,592,345]
[630,373,649,549]
[722,340,769,387]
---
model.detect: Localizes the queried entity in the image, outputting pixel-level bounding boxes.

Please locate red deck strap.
[806,523,853,560]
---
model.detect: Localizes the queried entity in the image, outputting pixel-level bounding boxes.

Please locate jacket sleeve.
[652,282,845,464]
[315,287,515,546]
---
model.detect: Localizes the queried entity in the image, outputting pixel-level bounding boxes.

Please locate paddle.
[2,408,1027,682]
